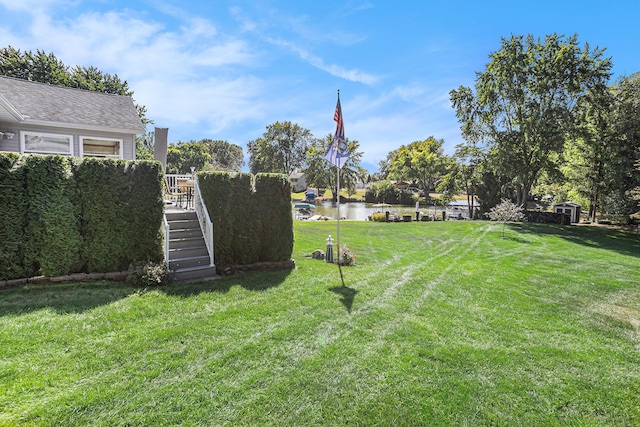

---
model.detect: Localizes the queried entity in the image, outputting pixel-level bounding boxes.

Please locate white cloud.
[0,0,64,13]
[135,75,266,129]
[267,37,379,85]
[0,0,466,168]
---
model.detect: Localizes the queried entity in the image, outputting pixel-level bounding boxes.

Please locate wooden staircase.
[165,210,216,282]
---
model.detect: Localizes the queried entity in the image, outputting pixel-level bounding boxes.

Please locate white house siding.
[0,123,136,160]
[0,76,143,160]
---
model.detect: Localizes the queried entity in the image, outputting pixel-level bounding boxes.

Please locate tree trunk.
[589,193,598,222]
[466,185,474,219]
[330,185,338,203]
[518,183,531,207]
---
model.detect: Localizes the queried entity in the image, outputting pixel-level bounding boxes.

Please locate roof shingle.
[0,76,145,134]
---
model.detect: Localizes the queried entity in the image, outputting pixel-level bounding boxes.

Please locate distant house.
[392,180,410,190]
[289,172,306,192]
[0,76,144,160]
[553,201,582,224]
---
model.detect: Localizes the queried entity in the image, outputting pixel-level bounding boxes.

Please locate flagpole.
[324,88,348,269]
[336,89,341,265]
[336,161,340,263]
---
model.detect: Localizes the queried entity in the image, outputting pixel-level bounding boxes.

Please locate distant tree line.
[247,121,368,202]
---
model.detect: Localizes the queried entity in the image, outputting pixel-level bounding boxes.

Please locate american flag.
[325,94,350,168]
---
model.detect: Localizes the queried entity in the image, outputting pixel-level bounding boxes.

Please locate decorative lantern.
[325,235,334,263]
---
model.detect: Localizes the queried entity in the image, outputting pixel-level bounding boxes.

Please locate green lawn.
[1,221,640,426]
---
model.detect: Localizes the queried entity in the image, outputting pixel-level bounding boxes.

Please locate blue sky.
[2,0,639,172]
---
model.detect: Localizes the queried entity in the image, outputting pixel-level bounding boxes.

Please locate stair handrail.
[193,175,215,267]
[162,214,170,268]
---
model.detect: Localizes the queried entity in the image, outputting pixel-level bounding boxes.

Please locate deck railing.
[162,214,170,268]
[165,173,193,192]
[163,172,215,269]
[193,176,215,267]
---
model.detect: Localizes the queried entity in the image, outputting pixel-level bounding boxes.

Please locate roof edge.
[24,118,145,135]
[0,94,25,121]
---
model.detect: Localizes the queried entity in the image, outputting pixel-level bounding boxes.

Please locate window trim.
[20,131,74,156]
[79,136,124,159]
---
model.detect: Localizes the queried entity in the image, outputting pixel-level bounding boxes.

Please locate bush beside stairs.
[165,211,216,282]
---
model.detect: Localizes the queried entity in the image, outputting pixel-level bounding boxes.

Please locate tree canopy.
[450,33,612,205]
[201,139,244,172]
[386,136,453,199]
[0,46,135,96]
[247,121,314,175]
[304,134,366,201]
[166,139,244,174]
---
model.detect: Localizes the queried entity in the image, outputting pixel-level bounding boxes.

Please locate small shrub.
[337,244,357,266]
[370,212,387,222]
[485,198,525,238]
[127,261,174,286]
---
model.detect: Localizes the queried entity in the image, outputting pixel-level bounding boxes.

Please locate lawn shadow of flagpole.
[329,264,358,313]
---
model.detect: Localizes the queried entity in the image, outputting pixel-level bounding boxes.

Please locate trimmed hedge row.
[0,154,164,280]
[524,210,571,225]
[0,153,26,280]
[198,171,293,268]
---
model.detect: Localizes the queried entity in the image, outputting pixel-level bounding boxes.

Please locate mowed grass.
[1,221,640,426]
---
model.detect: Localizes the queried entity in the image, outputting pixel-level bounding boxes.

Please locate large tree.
[386,136,453,200]
[563,73,640,218]
[166,139,244,174]
[562,89,614,220]
[304,134,366,202]
[440,143,485,219]
[166,141,211,174]
[450,33,612,206]
[247,121,313,175]
[605,74,640,215]
[201,139,244,172]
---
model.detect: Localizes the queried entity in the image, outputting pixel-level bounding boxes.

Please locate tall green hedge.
[76,159,163,272]
[198,172,234,266]
[0,154,163,280]
[122,161,165,264]
[229,173,259,265]
[0,153,27,279]
[254,173,293,262]
[198,171,293,268]
[23,155,82,277]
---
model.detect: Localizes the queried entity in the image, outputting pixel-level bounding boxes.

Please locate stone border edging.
[1,259,298,289]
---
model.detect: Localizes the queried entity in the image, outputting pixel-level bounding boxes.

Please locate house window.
[80,137,123,159]
[21,131,73,155]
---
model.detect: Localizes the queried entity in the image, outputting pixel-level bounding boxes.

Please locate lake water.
[294,201,473,221]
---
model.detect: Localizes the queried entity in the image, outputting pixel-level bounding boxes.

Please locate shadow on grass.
[512,223,640,258]
[164,268,292,298]
[0,269,292,316]
[501,235,533,244]
[329,286,358,313]
[0,281,139,316]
